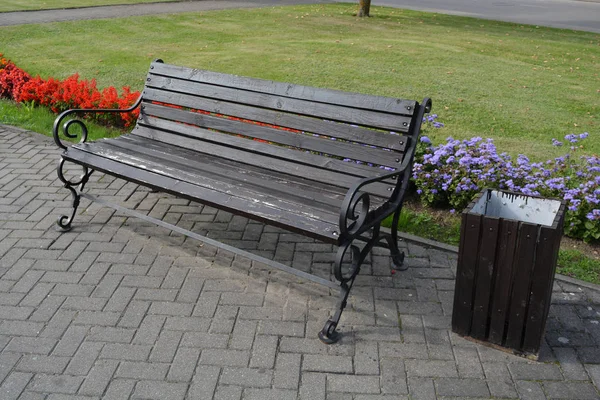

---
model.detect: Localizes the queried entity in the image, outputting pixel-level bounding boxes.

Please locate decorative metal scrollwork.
[52,94,142,150]
[339,190,371,238]
[56,158,94,231]
[53,112,89,150]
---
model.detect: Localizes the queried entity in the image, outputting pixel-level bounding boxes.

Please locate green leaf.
[585,221,595,230]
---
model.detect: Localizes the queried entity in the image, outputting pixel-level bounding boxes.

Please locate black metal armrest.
[52,95,142,150]
[337,161,413,238]
[337,97,431,239]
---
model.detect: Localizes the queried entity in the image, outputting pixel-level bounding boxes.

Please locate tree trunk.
[358,0,371,17]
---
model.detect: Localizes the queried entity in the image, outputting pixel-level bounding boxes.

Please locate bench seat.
[65,133,372,243]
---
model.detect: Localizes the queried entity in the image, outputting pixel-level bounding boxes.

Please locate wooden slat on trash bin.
[452,212,482,336]
[487,219,519,345]
[522,225,560,353]
[470,217,500,340]
[505,222,538,350]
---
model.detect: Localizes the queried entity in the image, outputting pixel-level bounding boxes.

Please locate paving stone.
[250,335,279,369]
[543,381,599,399]
[149,330,182,363]
[187,365,220,399]
[327,374,380,394]
[516,380,548,400]
[481,362,518,398]
[16,355,70,374]
[132,381,188,400]
[378,342,428,359]
[0,371,33,400]
[405,359,458,378]
[274,352,301,389]
[115,361,169,380]
[5,336,57,354]
[100,343,152,361]
[303,354,353,373]
[508,362,564,381]
[407,377,435,400]
[220,367,273,388]
[435,378,490,397]
[200,348,250,367]
[354,341,379,375]
[279,337,328,355]
[168,347,201,382]
[380,358,407,394]
[29,374,84,395]
[78,359,119,396]
[554,347,589,380]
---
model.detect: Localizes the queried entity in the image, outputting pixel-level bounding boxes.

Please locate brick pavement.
[1,124,600,399]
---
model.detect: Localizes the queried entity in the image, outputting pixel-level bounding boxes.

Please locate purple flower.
[420,136,431,144]
[552,138,563,147]
[565,134,579,143]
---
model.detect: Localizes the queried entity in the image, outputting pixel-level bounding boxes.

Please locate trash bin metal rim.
[464,188,566,229]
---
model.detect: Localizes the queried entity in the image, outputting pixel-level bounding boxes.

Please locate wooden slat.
[452,213,481,336]
[522,225,560,354]
[132,121,395,198]
[488,219,519,345]
[142,87,411,146]
[150,61,417,116]
[146,74,412,132]
[142,102,403,167]
[505,223,538,350]
[470,217,500,340]
[119,134,375,206]
[64,148,340,242]
[74,141,341,224]
[103,135,351,210]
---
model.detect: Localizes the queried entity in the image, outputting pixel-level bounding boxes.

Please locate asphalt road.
[342,0,600,33]
[1,0,598,32]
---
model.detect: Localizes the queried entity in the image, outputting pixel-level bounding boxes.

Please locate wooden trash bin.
[452,189,566,359]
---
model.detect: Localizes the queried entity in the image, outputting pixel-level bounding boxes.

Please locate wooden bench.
[53,60,431,343]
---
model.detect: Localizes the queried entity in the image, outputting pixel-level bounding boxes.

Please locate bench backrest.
[133,60,426,199]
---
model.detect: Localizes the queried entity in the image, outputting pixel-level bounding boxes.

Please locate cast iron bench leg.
[382,209,407,271]
[319,278,355,344]
[56,158,94,231]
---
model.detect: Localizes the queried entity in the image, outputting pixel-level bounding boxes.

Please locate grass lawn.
[0,3,598,160]
[0,0,177,12]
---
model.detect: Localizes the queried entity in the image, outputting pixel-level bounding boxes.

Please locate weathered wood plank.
[142,102,403,167]
[64,147,340,242]
[488,219,519,345]
[146,74,412,132]
[504,222,538,350]
[142,87,411,146]
[452,213,481,336]
[132,120,395,198]
[470,217,500,340]
[103,135,355,210]
[150,61,417,116]
[75,140,342,222]
[522,225,560,354]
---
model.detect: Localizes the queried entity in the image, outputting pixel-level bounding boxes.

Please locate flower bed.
[0,54,139,128]
[413,128,599,242]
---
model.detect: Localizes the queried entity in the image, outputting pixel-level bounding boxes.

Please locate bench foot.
[319,279,355,344]
[318,320,341,344]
